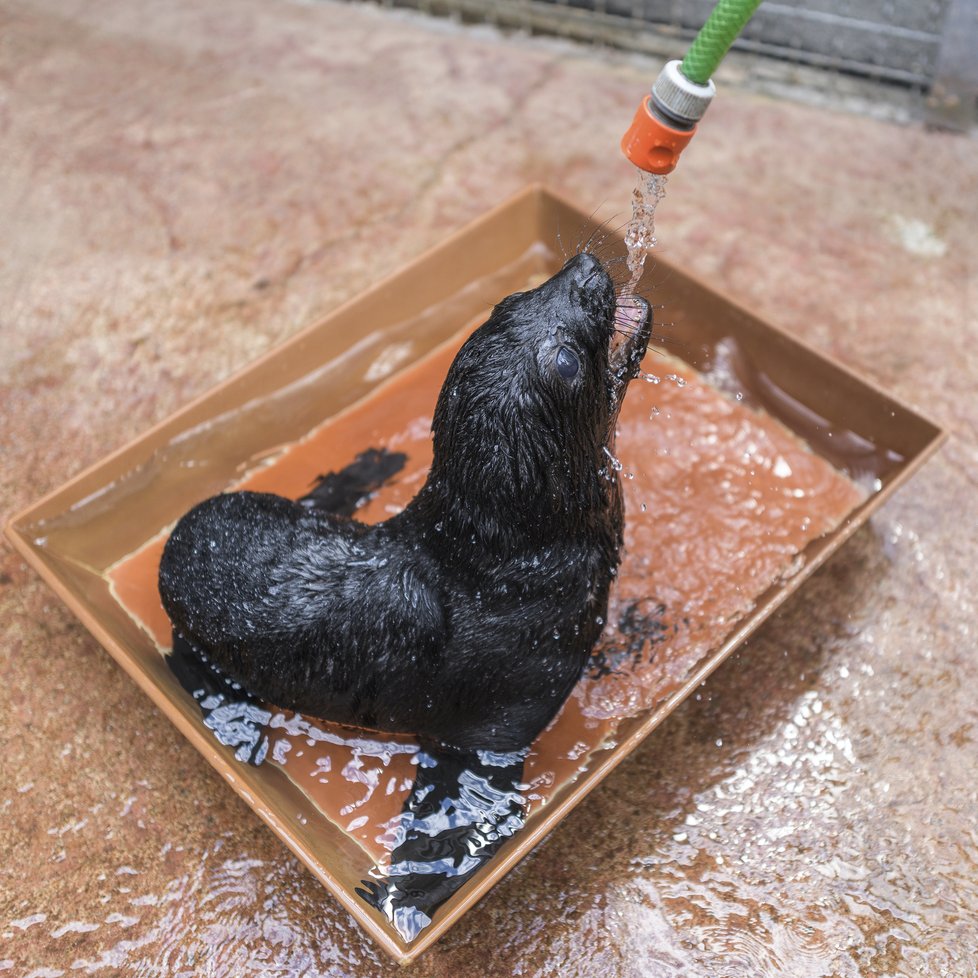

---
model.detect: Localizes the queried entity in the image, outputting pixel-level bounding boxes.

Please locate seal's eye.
[555,346,580,381]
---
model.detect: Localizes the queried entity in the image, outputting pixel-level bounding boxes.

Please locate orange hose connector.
[620,97,696,175]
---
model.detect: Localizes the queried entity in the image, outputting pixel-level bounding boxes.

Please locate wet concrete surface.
[2,0,977,974]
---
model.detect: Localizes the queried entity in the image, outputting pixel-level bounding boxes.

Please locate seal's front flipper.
[166,631,271,766]
[299,447,408,517]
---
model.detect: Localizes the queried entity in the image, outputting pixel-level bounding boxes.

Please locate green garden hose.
[621,0,765,173]
[681,0,765,86]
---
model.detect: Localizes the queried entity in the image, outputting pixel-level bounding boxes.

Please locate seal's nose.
[557,253,615,320]
[563,252,603,284]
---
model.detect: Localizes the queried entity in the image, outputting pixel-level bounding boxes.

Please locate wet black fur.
[158,253,651,753]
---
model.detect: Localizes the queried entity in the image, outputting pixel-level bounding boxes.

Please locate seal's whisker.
[613,308,651,323]
[591,246,618,265]
[654,335,691,350]
[607,271,634,291]
[618,296,666,313]
[579,212,630,259]
[612,312,642,325]
[614,299,645,313]
[573,221,590,256]
[613,325,645,339]
[581,224,607,257]
[612,327,643,340]
[612,317,649,337]
[586,233,616,257]
[614,295,649,310]
[610,271,646,293]
[615,282,658,299]
[556,217,568,261]
[592,215,631,240]
[615,292,650,304]
[603,264,632,275]
[588,238,631,263]
[576,205,608,255]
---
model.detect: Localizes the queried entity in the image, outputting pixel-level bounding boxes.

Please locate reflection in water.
[586,597,677,681]
[299,447,408,518]
[168,633,271,766]
[703,337,906,487]
[356,748,526,942]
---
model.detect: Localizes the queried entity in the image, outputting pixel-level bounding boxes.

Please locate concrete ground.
[2,0,977,975]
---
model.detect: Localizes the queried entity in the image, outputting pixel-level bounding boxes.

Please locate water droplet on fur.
[602,447,623,472]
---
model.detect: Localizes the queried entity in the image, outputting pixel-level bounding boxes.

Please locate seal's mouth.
[606,292,652,417]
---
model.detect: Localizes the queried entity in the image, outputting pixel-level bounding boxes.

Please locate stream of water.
[623,169,668,294]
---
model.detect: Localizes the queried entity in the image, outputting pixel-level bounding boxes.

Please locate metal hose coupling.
[621,60,716,174]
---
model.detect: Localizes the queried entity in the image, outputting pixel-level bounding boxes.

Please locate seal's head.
[423,252,651,548]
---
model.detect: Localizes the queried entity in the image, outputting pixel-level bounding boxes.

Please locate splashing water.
[624,169,668,294]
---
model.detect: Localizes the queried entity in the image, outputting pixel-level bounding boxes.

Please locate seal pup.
[158,251,652,753]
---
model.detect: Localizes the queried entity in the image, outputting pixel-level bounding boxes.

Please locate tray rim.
[4,183,948,964]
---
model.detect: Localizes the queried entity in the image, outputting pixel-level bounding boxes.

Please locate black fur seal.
[158,252,651,753]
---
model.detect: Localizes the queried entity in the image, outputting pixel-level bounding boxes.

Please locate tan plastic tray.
[6,185,945,962]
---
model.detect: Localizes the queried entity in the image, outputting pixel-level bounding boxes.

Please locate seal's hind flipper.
[299,447,408,517]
